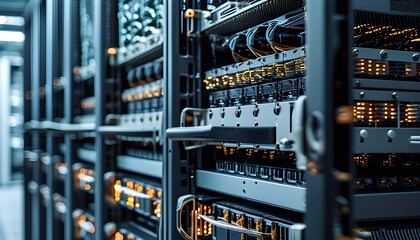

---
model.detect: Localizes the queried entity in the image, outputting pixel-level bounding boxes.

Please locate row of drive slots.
[72,201,304,240]
[214,147,420,192]
[124,141,163,161]
[179,194,420,240]
[72,164,162,221]
[208,77,305,107]
[215,147,306,187]
[178,197,305,240]
[74,209,160,240]
[122,79,164,114]
[204,57,419,93]
[354,101,419,128]
[354,153,420,191]
[112,177,162,221]
[47,152,161,239]
[355,59,420,80]
[206,83,419,128]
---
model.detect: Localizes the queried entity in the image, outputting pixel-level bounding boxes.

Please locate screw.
[235,106,242,118]
[273,103,281,115]
[353,49,359,56]
[359,129,368,139]
[220,108,225,118]
[359,91,365,98]
[387,130,396,139]
[392,92,397,99]
[380,50,388,59]
[253,105,259,117]
[280,138,292,148]
[355,80,361,87]
[413,53,419,61]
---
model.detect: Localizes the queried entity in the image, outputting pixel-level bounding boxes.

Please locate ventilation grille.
[354,10,420,51]
[205,0,303,36]
[391,0,420,14]
[370,226,420,240]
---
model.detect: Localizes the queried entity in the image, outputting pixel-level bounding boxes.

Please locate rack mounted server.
[22,0,420,240]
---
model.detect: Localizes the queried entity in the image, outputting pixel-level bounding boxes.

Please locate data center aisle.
[0,182,23,240]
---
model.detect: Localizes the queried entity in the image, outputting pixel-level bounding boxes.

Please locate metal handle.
[42,121,96,133]
[167,126,212,141]
[167,126,276,144]
[176,194,196,240]
[180,108,208,127]
[293,96,308,170]
[198,214,271,238]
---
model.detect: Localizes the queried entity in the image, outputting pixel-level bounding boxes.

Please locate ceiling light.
[0,15,24,26]
[0,31,25,42]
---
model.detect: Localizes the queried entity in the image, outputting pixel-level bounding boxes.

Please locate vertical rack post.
[23,7,33,239]
[163,0,189,238]
[30,1,41,240]
[94,0,105,238]
[305,0,354,239]
[63,0,75,239]
[45,0,63,238]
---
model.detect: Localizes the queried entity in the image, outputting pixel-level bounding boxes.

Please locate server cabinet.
[23,0,420,240]
[167,0,420,239]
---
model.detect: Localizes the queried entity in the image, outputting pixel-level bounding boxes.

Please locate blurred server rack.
[99,0,165,239]
[23,0,48,239]
[23,0,100,239]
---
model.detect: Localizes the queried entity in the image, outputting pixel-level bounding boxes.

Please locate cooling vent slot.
[391,0,420,14]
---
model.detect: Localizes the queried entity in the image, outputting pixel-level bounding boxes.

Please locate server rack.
[167,0,420,239]
[23,0,420,240]
[24,0,167,239]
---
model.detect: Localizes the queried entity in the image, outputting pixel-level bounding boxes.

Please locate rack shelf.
[113,42,163,67]
[354,192,420,221]
[195,170,306,212]
[116,155,162,179]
